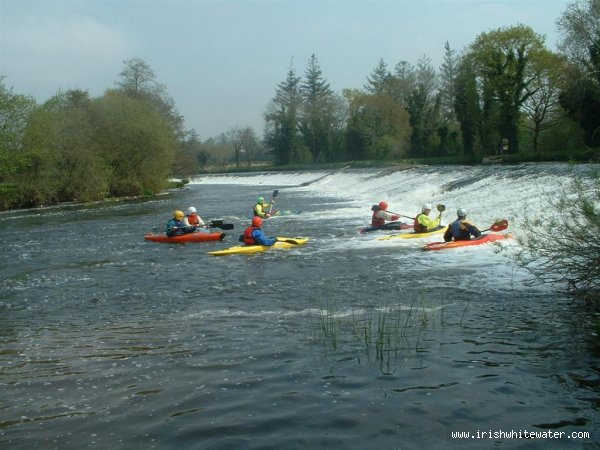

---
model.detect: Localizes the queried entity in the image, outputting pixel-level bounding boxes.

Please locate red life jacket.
[243,226,259,245]
[187,213,201,226]
[372,211,385,227]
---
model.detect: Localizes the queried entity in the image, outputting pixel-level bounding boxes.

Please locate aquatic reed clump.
[308,286,449,374]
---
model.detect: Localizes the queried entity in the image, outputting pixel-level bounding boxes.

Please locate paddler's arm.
[252,229,276,246]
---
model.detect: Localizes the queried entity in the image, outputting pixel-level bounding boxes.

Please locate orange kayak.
[423,233,511,251]
[144,231,225,244]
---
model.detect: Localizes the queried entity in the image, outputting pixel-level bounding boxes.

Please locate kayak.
[423,233,511,251]
[207,237,309,256]
[144,231,225,243]
[377,225,445,240]
[359,221,413,233]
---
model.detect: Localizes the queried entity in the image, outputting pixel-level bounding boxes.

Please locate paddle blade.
[437,204,446,212]
[272,189,279,199]
[208,219,234,230]
[488,219,509,232]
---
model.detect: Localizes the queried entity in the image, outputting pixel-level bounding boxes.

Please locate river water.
[1,164,599,449]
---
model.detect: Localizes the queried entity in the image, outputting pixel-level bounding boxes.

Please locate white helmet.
[187,206,197,214]
[457,208,467,218]
[422,203,432,212]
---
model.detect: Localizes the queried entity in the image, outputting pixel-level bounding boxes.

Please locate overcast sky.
[1,0,572,140]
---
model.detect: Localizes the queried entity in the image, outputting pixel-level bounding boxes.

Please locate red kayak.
[423,233,511,251]
[144,231,225,244]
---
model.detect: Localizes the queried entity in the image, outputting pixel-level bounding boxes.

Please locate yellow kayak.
[207,237,309,256]
[377,226,445,240]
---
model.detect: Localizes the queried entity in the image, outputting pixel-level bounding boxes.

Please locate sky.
[0,0,573,140]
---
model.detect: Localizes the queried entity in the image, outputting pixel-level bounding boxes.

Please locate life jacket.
[243,226,259,245]
[451,219,471,241]
[187,213,201,226]
[372,210,385,227]
[254,203,267,217]
[413,213,427,233]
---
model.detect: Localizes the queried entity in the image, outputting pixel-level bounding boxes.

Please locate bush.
[511,170,600,304]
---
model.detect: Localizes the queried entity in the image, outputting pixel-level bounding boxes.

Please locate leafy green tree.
[36,90,110,202]
[91,91,177,196]
[556,0,600,147]
[467,25,548,154]
[0,79,38,208]
[116,57,184,139]
[522,51,569,152]
[173,129,203,176]
[344,89,410,160]
[239,127,261,167]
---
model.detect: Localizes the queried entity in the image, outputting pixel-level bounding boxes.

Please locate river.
[1,163,599,449]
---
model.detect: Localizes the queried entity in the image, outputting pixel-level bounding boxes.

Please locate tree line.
[1,0,599,210]
[265,0,600,164]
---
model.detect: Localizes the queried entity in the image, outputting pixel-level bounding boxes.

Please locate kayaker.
[183,206,205,228]
[371,201,400,227]
[243,216,276,246]
[443,208,482,242]
[166,210,196,237]
[253,196,273,218]
[414,203,442,233]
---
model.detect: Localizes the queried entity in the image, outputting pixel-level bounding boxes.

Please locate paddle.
[268,189,279,214]
[481,219,509,233]
[208,219,234,230]
[379,204,445,220]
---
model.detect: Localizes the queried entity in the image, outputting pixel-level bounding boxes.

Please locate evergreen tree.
[454,57,481,156]
[299,54,336,163]
[264,63,304,165]
[364,58,393,95]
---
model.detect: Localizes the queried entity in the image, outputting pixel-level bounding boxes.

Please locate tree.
[364,58,393,96]
[439,42,459,122]
[454,57,482,156]
[345,89,410,160]
[556,0,600,72]
[116,57,184,139]
[91,91,178,196]
[467,25,548,154]
[389,60,416,108]
[238,127,261,167]
[0,78,37,208]
[299,54,337,163]
[405,56,441,157]
[264,63,305,165]
[173,129,203,176]
[522,51,569,152]
[556,0,600,146]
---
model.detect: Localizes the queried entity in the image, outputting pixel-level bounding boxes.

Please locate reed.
[309,287,449,374]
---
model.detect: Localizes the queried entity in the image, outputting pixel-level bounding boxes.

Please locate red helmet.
[251,216,263,227]
[378,201,388,211]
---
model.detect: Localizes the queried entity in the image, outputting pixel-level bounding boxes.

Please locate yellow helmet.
[175,210,185,219]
